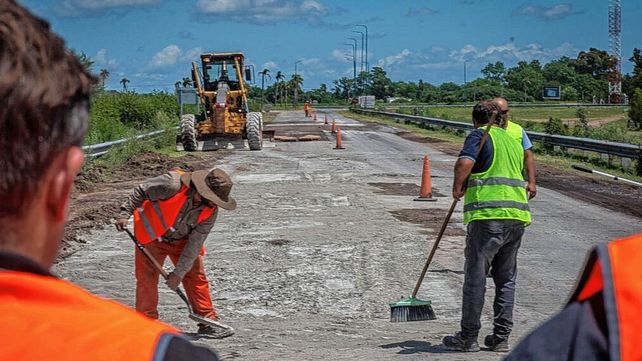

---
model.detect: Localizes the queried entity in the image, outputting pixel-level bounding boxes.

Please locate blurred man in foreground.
[0,1,217,359]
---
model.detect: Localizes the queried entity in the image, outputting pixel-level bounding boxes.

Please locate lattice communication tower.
[608,0,622,103]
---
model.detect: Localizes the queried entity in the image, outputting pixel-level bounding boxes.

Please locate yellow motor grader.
[180,52,263,151]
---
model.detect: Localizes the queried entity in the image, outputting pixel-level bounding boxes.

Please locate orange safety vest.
[0,271,178,360]
[133,172,216,245]
[569,233,642,361]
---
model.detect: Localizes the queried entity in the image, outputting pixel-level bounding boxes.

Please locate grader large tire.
[246,112,263,150]
[180,114,197,151]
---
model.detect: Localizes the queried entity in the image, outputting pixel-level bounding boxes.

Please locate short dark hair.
[472,101,500,125]
[0,0,96,217]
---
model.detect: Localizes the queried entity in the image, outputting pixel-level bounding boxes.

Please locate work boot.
[484,334,510,352]
[442,332,480,352]
[197,324,235,339]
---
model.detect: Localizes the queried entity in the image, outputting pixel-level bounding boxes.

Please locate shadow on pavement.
[380,340,450,354]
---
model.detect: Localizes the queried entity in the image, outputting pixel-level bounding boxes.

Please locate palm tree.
[259,69,271,105]
[99,69,110,88]
[259,68,271,92]
[290,73,304,105]
[71,50,94,72]
[120,77,130,92]
[275,71,285,105]
[181,77,192,87]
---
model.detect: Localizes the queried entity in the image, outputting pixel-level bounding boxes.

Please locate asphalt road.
[56,110,642,360]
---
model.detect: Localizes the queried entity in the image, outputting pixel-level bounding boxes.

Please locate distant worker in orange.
[0,1,218,359]
[304,100,311,117]
[507,233,642,360]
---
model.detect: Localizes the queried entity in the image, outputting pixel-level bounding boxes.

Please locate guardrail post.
[637,152,642,176]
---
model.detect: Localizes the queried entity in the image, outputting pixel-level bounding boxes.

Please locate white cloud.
[512,3,575,21]
[262,61,278,69]
[182,47,205,62]
[377,49,412,68]
[331,49,352,63]
[149,45,182,69]
[300,58,321,67]
[449,42,577,64]
[55,0,160,16]
[195,0,329,24]
[93,49,119,69]
[146,46,206,73]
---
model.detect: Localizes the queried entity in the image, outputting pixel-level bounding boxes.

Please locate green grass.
[401,106,628,124]
[82,123,179,178]
[345,109,642,179]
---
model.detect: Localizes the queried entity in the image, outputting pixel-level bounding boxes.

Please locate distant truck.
[357,95,375,109]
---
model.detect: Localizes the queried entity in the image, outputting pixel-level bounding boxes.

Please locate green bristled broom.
[390,119,494,322]
[389,198,457,322]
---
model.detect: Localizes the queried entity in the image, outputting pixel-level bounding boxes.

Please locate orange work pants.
[134,239,217,320]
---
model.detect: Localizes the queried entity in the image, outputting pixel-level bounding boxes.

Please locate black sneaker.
[197,324,235,339]
[484,334,509,352]
[442,332,480,352]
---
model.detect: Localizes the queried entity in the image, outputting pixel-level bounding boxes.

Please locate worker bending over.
[116,168,236,337]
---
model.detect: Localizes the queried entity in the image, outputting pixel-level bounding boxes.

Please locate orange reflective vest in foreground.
[134,183,216,245]
[569,233,642,361]
[0,271,178,360]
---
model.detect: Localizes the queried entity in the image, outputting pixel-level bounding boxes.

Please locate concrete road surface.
[56,110,642,360]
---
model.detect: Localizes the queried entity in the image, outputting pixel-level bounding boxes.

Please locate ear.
[46,147,85,222]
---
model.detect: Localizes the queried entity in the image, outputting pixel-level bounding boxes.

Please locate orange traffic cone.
[324,114,328,124]
[414,155,437,201]
[334,127,345,150]
[331,120,336,133]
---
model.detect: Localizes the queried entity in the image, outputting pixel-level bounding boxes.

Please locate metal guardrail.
[352,108,642,160]
[82,129,171,158]
[388,103,629,109]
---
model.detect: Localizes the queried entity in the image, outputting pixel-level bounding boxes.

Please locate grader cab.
[180,52,263,151]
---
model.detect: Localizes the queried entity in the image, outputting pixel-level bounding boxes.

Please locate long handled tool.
[572,164,642,187]
[390,113,496,322]
[124,229,234,336]
[389,199,458,322]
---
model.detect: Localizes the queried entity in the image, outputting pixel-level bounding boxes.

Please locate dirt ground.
[62,115,642,265]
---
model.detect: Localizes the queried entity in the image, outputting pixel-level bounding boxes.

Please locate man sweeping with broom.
[441,101,531,352]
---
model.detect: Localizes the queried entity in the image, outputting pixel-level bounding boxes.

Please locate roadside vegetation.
[344,110,642,180]
[252,47,642,108]
[393,105,641,145]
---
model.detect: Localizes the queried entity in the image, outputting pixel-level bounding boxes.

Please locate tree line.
[251,47,642,106]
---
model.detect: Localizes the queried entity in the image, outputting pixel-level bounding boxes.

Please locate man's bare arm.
[453,158,475,200]
[524,149,537,199]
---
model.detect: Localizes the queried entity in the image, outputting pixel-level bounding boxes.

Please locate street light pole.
[356,24,368,73]
[294,59,303,75]
[347,37,358,95]
[294,59,303,105]
[464,61,467,85]
[352,30,365,73]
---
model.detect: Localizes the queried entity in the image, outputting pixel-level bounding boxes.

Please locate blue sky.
[19,0,642,93]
